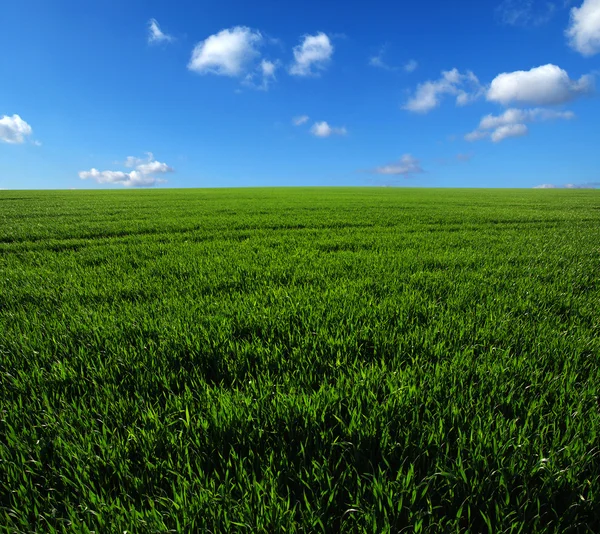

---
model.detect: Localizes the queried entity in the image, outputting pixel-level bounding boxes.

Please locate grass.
[1,187,599,532]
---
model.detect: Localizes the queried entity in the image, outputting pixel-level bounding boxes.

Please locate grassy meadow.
[1,187,599,532]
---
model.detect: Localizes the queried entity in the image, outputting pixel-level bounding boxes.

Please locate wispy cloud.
[466,107,575,143]
[534,182,600,188]
[148,18,173,44]
[292,115,310,126]
[495,0,559,27]
[243,59,278,90]
[289,33,334,76]
[403,69,484,113]
[404,59,418,73]
[369,46,396,71]
[79,153,173,187]
[369,46,417,74]
[373,154,423,176]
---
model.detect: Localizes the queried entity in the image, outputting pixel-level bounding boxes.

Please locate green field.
[1,188,599,532]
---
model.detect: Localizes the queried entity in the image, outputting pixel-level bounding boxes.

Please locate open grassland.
[1,187,599,532]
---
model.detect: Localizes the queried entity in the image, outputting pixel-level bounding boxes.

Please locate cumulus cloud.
[533,183,557,188]
[374,154,423,175]
[188,26,262,77]
[79,153,173,187]
[292,115,309,126]
[148,19,173,44]
[566,0,600,56]
[487,64,594,106]
[403,69,484,113]
[290,33,333,76]
[0,114,33,144]
[466,107,575,142]
[310,121,347,137]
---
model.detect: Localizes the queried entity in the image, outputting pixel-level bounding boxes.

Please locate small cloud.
[404,59,418,73]
[0,114,33,144]
[373,154,423,176]
[534,182,600,189]
[369,46,397,71]
[292,115,309,126]
[148,18,173,44]
[565,181,600,188]
[310,121,347,137]
[289,32,333,76]
[566,0,600,56]
[466,107,575,142]
[79,153,173,187]
[188,26,263,77]
[243,59,278,90]
[403,69,484,113]
[487,64,594,106]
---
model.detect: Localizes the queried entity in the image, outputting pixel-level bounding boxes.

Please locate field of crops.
[1,187,599,532]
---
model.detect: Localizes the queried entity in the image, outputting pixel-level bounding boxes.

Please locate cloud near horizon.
[79,153,173,187]
[373,154,423,176]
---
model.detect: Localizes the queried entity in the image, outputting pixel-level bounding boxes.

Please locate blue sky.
[1,0,599,189]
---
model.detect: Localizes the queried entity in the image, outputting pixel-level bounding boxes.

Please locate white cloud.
[290,33,333,76]
[404,59,418,73]
[79,153,173,187]
[490,123,529,142]
[292,115,310,126]
[533,183,557,188]
[310,121,347,137]
[188,26,262,77]
[466,107,575,143]
[374,154,423,175]
[566,0,600,55]
[148,18,173,44]
[0,114,33,144]
[487,64,594,106]
[403,69,484,113]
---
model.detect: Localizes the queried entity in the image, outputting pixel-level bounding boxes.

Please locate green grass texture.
[1,188,599,532]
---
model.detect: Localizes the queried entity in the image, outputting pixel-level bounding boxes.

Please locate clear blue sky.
[1,0,599,189]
